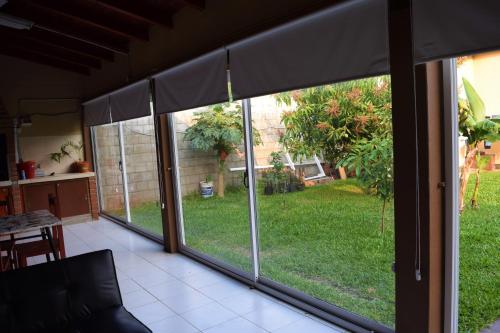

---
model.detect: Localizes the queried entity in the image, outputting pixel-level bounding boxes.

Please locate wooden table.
[0,210,65,270]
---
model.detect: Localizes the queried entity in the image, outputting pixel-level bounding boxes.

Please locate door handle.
[243,171,249,189]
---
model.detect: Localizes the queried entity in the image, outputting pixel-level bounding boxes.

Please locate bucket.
[18,161,36,179]
[200,181,214,198]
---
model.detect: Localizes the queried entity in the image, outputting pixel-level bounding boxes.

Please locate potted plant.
[183,103,261,198]
[262,171,274,195]
[200,175,214,198]
[49,141,89,173]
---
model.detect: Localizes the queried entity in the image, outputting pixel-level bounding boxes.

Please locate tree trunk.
[217,158,225,198]
[217,170,224,197]
[380,198,387,234]
[459,146,478,212]
[471,165,480,209]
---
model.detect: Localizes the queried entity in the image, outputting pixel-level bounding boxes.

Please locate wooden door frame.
[388,1,445,332]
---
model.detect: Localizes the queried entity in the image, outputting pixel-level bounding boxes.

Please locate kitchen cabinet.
[22,178,90,218]
[22,183,58,216]
[57,179,89,218]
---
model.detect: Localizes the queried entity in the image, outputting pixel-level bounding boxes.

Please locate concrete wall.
[172,96,309,196]
[94,116,160,212]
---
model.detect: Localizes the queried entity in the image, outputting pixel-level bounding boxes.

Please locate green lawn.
[128,172,500,332]
[459,171,500,333]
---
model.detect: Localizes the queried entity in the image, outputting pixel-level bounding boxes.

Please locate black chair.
[0,250,151,333]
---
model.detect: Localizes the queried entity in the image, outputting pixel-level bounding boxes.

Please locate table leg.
[40,230,51,262]
[44,227,59,261]
[53,225,66,259]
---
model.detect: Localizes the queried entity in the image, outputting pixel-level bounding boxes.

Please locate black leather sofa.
[0,250,151,333]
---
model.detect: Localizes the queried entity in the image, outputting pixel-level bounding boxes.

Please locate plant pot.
[200,181,214,198]
[288,183,298,192]
[296,183,305,191]
[264,184,274,195]
[71,161,90,173]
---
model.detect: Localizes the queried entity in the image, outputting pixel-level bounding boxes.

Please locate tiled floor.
[27,218,346,333]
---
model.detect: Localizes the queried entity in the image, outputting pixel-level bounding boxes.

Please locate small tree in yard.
[338,135,393,233]
[276,77,392,166]
[183,103,261,197]
[458,78,500,211]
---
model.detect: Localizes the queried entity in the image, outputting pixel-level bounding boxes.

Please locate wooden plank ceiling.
[0,0,205,75]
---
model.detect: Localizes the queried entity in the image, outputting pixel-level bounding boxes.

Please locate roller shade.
[83,96,110,127]
[413,0,500,63]
[228,0,389,99]
[110,80,151,122]
[153,48,229,114]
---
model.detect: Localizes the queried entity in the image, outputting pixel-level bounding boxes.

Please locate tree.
[183,103,261,197]
[338,134,393,232]
[276,77,392,165]
[458,78,500,210]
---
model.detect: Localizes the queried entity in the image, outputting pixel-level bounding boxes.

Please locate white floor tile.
[118,278,142,294]
[198,280,249,301]
[145,280,196,300]
[243,302,304,331]
[218,290,277,315]
[129,301,176,325]
[181,302,238,331]
[160,289,214,314]
[203,317,267,333]
[132,271,176,288]
[148,315,199,333]
[122,289,156,309]
[273,317,345,333]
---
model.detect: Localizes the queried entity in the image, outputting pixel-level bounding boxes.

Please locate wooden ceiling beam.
[3,2,129,54]
[0,47,90,75]
[28,0,149,41]
[95,0,174,28]
[182,0,205,10]
[28,27,115,62]
[2,34,101,69]
[0,26,114,62]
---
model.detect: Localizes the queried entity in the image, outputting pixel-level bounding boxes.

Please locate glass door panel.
[93,123,127,220]
[171,103,253,272]
[121,115,163,237]
[250,78,395,327]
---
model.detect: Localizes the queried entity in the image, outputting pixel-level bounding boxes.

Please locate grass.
[459,171,500,333]
[128,172,500,332]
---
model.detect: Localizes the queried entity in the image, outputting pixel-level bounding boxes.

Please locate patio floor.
[28,218,346,333]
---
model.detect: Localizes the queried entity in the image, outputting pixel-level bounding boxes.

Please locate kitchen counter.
[0,180,12,187]
[18,172,95,185]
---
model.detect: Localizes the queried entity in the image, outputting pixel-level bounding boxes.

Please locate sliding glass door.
[92,113,164,239]
[170,77,395,331]
[249,79,395,328]
[93,123,127,220]
[169,103,254,273]
[121,115,163,236]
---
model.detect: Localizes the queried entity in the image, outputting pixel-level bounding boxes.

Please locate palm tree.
[458,79,500,211]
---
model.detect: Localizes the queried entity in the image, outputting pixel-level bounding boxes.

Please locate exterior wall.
[172,96,320,196]
[122,117,160,206]
[94,117,161,212]
[458,51,500,165]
